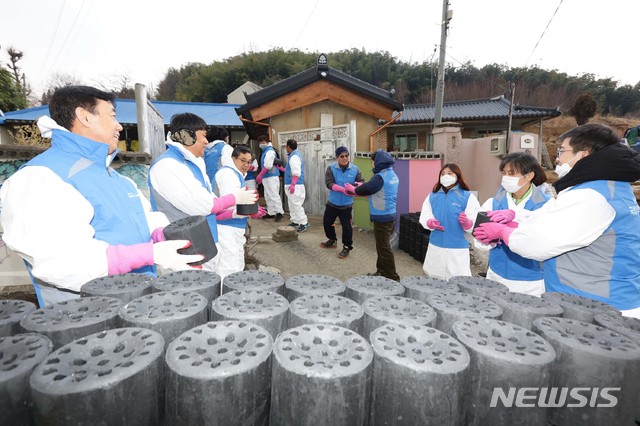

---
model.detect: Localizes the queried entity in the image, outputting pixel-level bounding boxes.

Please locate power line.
[520,0,565,79]
[292,0,320,50]
[42,0,89,84]
[39,0,67,76]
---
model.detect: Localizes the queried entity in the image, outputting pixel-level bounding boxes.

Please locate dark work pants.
[373,220,400,281]
[323,204,353,248]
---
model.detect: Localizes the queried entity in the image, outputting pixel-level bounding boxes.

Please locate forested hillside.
[155,48,640,117]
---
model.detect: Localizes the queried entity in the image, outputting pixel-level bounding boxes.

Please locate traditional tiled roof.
[395,95,560,124]
[236,64,403,116]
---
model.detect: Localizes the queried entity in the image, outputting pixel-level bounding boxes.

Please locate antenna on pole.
[434,0,452,126]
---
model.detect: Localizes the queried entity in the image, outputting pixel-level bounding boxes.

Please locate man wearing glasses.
[475,124,640,317]
[215,144,266,280]
[320,146,364,258]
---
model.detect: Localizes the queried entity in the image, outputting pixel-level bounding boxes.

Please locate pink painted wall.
[409,159,441,212]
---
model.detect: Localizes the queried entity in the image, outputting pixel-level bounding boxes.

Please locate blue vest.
[284,149,305,185]
[328,162,360,207]
[489,186,550,281]
[25,130,155,275]
[428,185,471,249]
[218,166,248,229]
[260,146,279,178]
[544,180,640,310]
[204,142,225,184]
[369,167,398,222]
[148,144,219,243]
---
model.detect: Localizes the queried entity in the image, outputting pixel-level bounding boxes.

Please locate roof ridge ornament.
[317,54,328,73]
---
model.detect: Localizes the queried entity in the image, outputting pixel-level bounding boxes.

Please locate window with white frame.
[394,133,418,152]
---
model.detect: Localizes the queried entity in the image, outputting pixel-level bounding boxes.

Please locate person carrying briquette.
[255,135,285,221]
[475,152,551,296]
[215,144,266,281]
[345,149,400,281]
[0,85,200,306]
[148,113,258,275]
[320,146,364,259]
[474,124,640,316]
[418,163,480,280]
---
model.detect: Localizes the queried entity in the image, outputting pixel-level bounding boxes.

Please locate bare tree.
[6,47,24,89]
[40,72,84,105]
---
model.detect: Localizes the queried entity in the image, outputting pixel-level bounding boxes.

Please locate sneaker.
[338,246,351,259]
[287,222,299,228]
[367,271,382,277]
[320,239,337,249]
[297,223,310,233]
[275,213,283,222]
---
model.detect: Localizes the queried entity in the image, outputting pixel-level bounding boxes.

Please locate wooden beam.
[249,80,395,121]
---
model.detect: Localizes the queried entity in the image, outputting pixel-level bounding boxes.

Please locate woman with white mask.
[419,163,480,280]
[475,153,551,296]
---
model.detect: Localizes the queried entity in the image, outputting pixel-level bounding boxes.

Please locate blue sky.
[2,0,638,98]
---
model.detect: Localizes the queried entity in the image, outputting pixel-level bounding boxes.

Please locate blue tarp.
[0,99,243,127]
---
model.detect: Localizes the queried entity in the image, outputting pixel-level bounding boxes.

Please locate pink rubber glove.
[248,164,255,172]
[277,165,286,172]
[343,183,357,195]
[289,176,299,194]
[473,222,515,245]
[426,219,445,231]
[354,181,364,187]
[250,207,267,219]
[216,209,234,220]
[151,227,166,243]
[487,209,516,224]
[458,212,473,230]
[505,221,519,228]
[255,168,267,185]
[331,184,347,194]
[211,193,236,214]
[107,242,154,275]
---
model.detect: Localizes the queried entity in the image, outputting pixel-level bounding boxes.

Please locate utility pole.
[434,0,452,126]
[505,81,516,153]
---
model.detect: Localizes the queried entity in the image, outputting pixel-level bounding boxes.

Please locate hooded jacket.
[355,150,399,222]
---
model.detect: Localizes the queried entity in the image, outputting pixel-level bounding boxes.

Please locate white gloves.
[233,187,258,205]
[152,240,204,271]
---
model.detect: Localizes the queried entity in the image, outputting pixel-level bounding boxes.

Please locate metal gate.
[277,124,353,215]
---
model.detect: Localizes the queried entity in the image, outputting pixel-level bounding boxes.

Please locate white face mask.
[501,175,524,193]
[554,163,571,179]
[259,143,267,150]
[440,174,457,187]
[555,152,582,179]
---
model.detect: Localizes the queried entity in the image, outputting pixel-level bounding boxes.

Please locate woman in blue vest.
[475,124,640,316]
[419,163,480,280]
[475,153,551,296]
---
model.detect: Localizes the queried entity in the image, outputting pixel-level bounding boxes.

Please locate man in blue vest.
[475,124,640,316]
[0,86,201,306]
[346,149,400,281]
[204,126,233,188]
[321,146,363,259]
[284,139,309,232]
[215,145,266,280]
[148,113,258,275]
[255,135,284,221]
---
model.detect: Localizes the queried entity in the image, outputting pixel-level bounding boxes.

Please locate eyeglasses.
[238,159,252,165]
[338,154,349,158]
[556,147,573,156]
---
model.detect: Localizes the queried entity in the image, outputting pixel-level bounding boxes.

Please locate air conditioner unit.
[489,136,506,156]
